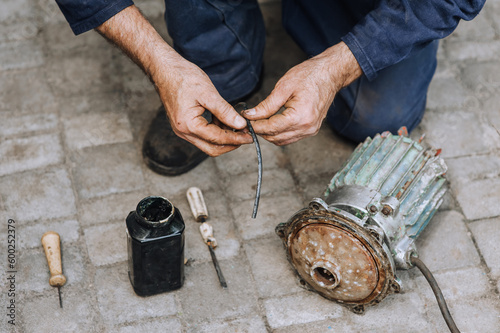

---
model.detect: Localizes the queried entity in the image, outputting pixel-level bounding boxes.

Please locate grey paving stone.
[71,143,145,200]
[469,217,500,278]
[446,154,500,220]
[447,10,495,42]
[224,168,296,202]
[18,219,79,249]
[134,0,165,19]
[42,22,109,55]
[244,236,303,298]
[347,292,432,333]
[0,19,39,43]
[174,191,241,261]
[18,244,86,293]
[0,69,57,113]
[57,91,126,119]
[79,190,149,227]
[143,158,220,198]
[295,172,331,206]
[0,291,24,332]
[95,263,177,325]
[215,139,288,176]
[0,40,44,71]
[186,315,267,333]
[45,48,119,97]
[19,289,102,333]
[37,0,69,25]
[0,168,77,222]
[462,61,500,98]
[425,297,500,333]
[455,178,500,220]
[272,320,354,333]
[0,133,63,176]
[84,222,127,266]
[446,40,500,62]
[231,193,304,240]
[284,127,355,177]
[414,266,492,303]
[263,292,344,329]
[446,154,500,185]
[0,112,58,138]
[111,317,182,333]
[63,112,133,150]
[178,258,259,322]
[426,76,468,110]
[0,0,34,22]
[416,211,480,272]
[419,110,500,158]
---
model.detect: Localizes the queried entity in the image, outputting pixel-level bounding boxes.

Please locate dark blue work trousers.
[164,0,438,142]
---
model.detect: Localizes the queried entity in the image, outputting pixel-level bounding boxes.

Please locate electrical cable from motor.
[410,256,461,333]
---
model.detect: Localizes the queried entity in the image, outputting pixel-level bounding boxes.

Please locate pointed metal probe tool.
[41,231,66,308]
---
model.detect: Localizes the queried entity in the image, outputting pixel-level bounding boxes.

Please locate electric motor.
[276,128,447,313]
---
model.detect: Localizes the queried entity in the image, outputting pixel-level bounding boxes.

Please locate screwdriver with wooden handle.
[186,187,227,288]
[41,231,66,308]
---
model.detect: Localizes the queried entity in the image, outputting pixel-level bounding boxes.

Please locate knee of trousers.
[327,93,428,143]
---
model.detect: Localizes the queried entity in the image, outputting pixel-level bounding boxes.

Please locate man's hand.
[97,6,252,156]
[243,42,362,146]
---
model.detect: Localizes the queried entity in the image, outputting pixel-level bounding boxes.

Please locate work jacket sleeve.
[55,0,134,35]
[342,0,486,81]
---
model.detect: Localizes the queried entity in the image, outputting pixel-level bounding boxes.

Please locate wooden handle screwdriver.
[41,231,66,308]
[186,187,227,288]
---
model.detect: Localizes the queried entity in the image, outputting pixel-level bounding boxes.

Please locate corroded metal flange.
[276,208,398,313]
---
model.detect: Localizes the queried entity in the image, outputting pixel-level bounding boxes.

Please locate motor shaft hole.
[312,267,339,289]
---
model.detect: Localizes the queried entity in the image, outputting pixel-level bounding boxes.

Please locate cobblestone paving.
[1,0,500,332]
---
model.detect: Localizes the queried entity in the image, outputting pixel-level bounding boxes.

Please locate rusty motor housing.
[276,128,447,313]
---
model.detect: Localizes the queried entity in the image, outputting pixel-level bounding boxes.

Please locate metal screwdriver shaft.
[187,187,227,288]
[208,243,227,288]
[41,231,66,308]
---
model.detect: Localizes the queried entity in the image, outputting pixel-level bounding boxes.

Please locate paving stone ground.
[1,0,500,332]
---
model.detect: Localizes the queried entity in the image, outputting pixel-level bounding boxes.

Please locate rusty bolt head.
[381,205,393,216]
[369,205,378,213]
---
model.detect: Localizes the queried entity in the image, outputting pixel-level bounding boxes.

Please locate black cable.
[410,256,460,333]
[234,102,262,219]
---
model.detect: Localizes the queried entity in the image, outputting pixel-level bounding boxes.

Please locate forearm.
[95,5,179,83]
[319,42,363,91]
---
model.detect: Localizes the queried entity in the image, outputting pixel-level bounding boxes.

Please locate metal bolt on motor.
[276,127,454,321]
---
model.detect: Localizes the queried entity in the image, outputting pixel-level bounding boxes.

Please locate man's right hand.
[96,5,252,156]
[152,55,253,156]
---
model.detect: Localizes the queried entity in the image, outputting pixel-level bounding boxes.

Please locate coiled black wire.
[410,256,460,333]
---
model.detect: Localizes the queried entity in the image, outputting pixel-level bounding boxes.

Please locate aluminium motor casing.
[276,128,447,313]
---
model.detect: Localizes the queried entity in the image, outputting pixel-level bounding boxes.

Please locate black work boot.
[142,107,208,176]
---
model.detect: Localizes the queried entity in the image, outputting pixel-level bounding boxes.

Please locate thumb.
[201,93,247,130]
[243,85,289,120]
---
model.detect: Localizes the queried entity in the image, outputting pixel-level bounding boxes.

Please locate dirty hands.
[152,56,253,156]
[243,42,362,146]
[96,5,251,157]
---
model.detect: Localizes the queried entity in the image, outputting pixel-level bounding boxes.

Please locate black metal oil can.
[126,196,185,296]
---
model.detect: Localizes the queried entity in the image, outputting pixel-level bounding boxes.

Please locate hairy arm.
[96,5,252,156]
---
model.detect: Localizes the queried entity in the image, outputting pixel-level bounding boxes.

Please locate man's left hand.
[243,42,362,146]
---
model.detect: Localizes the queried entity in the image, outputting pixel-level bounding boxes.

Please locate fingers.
[243,84,289,120]
[188,115,253,146]
[200,92,247,130]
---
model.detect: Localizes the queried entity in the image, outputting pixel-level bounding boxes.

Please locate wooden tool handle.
[41,231,66,287]
[186,187,209,222]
